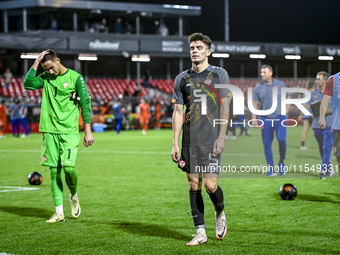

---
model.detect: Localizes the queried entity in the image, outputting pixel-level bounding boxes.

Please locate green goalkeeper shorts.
[41,133,80,167]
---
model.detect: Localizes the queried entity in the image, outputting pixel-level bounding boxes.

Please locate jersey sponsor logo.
[63,82,69,89]
[42,155,47,162]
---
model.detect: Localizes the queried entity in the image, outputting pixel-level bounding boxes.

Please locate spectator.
[0,100,7,138]
[123,102,131,130]
[114,18,122,33]
[131,88,143,113]
[19,99,29,138]
[91,93,101,123]
[49,19,59,31]
[95,18,109,33]
[125,22,135,34]
[142,70,152,88]
[157,23,169,36]
[123,86,131,97]
[3,68,13,89]
[10,97,21,138]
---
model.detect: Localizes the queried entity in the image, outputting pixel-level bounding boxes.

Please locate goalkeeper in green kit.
[24,50,94,223]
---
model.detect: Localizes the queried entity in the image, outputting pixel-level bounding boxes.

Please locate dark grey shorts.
[179,145,221,175]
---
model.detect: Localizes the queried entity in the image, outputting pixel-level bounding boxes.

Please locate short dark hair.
[316,71,330,81]
[307,81,315,89]
[188,33,212,49]
[261,64,273,73]
[41,49,58,64]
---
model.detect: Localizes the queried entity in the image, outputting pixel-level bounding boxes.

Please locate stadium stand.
[1,77,311,103]
[0,77,312,109]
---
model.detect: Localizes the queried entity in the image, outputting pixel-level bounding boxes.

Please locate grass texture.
[0,127,339,254]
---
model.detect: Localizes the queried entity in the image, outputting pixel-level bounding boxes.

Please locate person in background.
[155,101,162,130]
[142,70,152,88]
[304,71,332,179]
[299,81,315,150]
[252,65,290,176]
[123,102,130,130]
[123,86,130,97]
[19,99,29,138]
[91,93,101,123]
[139,98,150,135]
[0,100,7,138]
[3,68,13,89]
[112,99,124,135]
[95,18,109,33]
[319,71,340,179]
[114,18,122,33]
[10,97,21,138]
[157,23,169,36]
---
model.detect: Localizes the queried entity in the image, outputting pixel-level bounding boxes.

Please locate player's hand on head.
[36,50,50,63]
[171,145,180,163]
[83,133,94,147]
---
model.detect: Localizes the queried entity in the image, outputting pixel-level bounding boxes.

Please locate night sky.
[100,0,340,45]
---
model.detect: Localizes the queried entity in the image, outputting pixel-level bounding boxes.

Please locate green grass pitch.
[0,127,340,254]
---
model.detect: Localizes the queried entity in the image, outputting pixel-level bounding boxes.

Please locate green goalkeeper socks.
[50,167,78,207]
[50,167,63,207]
[64,166,78,196]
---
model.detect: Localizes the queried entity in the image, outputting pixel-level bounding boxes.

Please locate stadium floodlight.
[212,53,229,58]
[285,55,301,60]
[131,54,150,62]
[318,56,334,61]
[20,53,39,59]
[78,54,98,61]
[249,54,266,59]
[163,4,189,9]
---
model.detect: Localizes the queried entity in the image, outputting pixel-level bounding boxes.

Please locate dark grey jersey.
[172,65,230,146]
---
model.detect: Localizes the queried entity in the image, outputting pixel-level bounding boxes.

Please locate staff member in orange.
[155,101,162,130]
[139,98,150,135]
[0,100,7,138]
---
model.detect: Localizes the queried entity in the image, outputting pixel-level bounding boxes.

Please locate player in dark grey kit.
[171,33,230,246]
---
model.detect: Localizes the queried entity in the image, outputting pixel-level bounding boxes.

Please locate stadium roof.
[0,0,201,17]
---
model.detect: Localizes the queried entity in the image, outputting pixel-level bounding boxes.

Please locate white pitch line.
[0,148,318,158]
[0,149,265,157]
[0,186,40,193]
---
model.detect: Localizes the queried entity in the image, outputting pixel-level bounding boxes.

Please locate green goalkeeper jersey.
[24,68,91,134]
